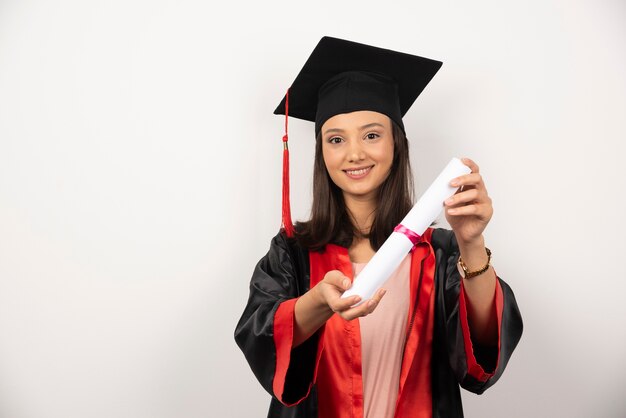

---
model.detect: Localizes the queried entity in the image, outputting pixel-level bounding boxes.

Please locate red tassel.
[281,88,295,237]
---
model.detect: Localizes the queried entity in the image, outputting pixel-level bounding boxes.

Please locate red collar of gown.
[309,228,436,418]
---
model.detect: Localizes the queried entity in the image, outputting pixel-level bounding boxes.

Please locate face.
[321,110,394,202]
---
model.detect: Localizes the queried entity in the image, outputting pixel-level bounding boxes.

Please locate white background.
[1,0,625,417]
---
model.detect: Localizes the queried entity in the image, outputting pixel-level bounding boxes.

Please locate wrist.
[459,247,492,279]
[457,235,489,272]
[456,234,485,252]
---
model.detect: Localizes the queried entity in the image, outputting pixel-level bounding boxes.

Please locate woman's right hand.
[293,269,386,346]
[314,270,386,321]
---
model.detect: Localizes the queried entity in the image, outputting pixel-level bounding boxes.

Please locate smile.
[343,165,374,179]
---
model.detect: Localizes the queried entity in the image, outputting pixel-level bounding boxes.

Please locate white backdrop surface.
[0,0,625,417]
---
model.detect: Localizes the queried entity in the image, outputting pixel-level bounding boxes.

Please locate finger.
[365,288,387,312]
[450,173,483,188]
[447,203,478,216]
[461,157,480,173]
[372,288,387,304]
[341,289,387,320]
[341,303,373,320]
[324,270,352,290]
[445,188,481,207]
[447,202,492,218]
[329,294,362,312]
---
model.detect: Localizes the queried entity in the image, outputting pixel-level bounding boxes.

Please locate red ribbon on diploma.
[393,224,422,252]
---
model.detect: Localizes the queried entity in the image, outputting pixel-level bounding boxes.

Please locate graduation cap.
[275,36,442,237]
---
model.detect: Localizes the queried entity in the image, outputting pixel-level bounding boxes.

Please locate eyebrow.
[323,122,386,136]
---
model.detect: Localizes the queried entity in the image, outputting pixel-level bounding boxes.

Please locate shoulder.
[270,228,308,254]
[264,229,311,274]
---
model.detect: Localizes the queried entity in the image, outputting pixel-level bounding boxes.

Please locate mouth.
[343,165,374,179]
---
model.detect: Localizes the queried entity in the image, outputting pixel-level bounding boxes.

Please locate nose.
[347,138,365,162]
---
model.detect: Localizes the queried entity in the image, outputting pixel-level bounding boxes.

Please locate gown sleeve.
[435,229,523,395]
[234,231,323,406]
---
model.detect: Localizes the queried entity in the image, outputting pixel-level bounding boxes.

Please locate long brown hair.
[295,120,414,251]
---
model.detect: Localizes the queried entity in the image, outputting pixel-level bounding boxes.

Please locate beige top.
[355,254,411,418]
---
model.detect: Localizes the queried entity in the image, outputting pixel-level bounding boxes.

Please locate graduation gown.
[234,228,523,418]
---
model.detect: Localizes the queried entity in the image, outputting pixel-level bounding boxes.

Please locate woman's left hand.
[444,158,493,246]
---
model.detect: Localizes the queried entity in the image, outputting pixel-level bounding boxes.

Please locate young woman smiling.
[235,36,523,418]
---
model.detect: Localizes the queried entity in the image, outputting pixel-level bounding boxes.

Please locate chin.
[343,187,378,199]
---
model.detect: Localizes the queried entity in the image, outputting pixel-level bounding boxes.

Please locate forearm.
[293,286,334,347]
[458,236,498,346]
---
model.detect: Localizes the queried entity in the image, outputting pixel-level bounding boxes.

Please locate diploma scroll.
[341,157,471,304]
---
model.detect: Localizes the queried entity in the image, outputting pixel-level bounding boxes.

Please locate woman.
[235,36,523,418]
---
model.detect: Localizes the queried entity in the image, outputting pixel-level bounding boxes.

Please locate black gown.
[234,228,523,417]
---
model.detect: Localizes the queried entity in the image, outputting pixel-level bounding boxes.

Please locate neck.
[343,193,377,236]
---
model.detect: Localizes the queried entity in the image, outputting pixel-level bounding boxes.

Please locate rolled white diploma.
[341,157,471,304]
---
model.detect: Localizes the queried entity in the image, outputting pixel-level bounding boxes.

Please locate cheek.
[375,142,394,168]
[386,149,394,168]
[322,146,341,169]
[321,148,331,171]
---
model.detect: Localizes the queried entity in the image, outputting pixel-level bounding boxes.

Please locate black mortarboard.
[274,36,443,136]
[275,36,442,237]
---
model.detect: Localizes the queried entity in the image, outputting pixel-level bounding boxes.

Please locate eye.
[328,136,343,144]
[365,132,380,140]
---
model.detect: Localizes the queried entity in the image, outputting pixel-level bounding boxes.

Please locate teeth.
[346,167,370,175]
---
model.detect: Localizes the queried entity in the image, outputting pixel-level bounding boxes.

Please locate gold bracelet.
[459,247,492,279]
